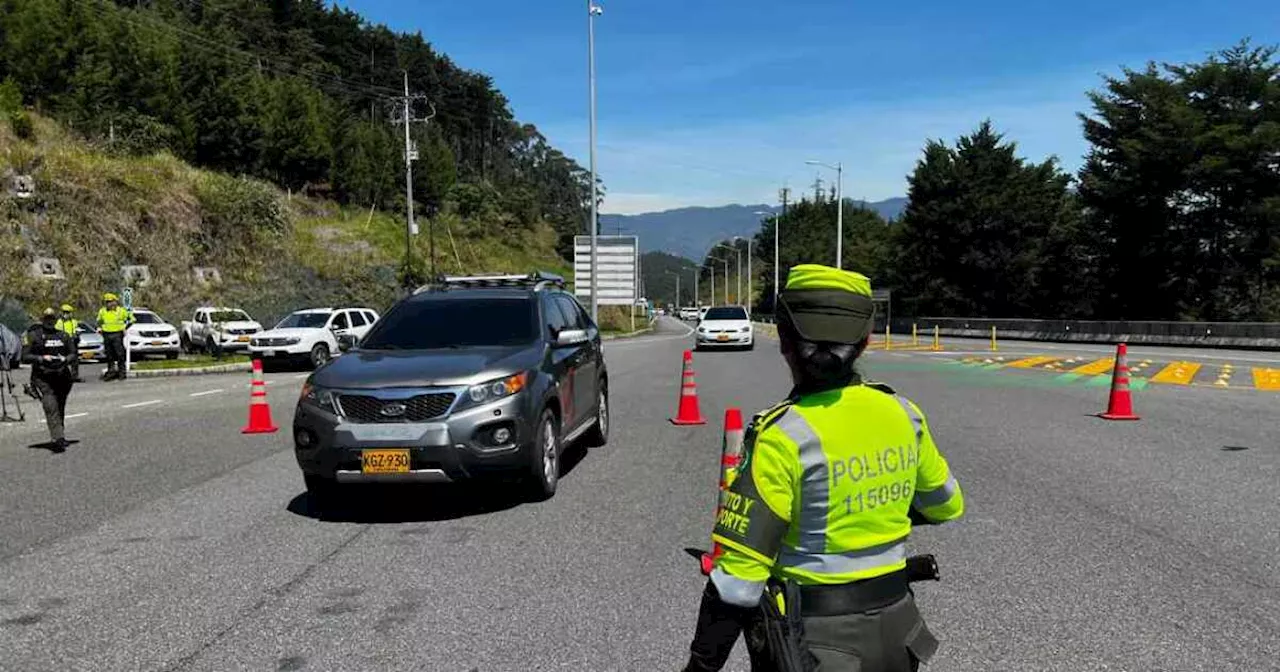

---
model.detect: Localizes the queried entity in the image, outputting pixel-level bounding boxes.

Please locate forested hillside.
[0,0,594,261]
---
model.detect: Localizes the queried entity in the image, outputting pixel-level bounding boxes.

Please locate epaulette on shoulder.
[747,398,796,436]
[863,380,897,395]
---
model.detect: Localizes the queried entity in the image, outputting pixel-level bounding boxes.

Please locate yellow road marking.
[1151,361,1201,385]
[1007,355,1059,369]
[1253,368,1280,391]
[1071,358,1115,376]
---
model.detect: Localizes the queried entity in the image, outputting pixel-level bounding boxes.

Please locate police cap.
[103,292,118,302]
[42,307,56,318]
[777,264,875,344]
[60,303,74,312]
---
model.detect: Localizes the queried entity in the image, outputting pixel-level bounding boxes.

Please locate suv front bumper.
[293,390,534,483]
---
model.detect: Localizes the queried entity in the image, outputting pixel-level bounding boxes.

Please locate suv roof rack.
[414,271,566,295]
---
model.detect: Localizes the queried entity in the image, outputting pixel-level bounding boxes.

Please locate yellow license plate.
[717,334,730,341]
[79,350,94,358]
[361,449,411,474]
[236,336,250,342]
[149,340,165,346]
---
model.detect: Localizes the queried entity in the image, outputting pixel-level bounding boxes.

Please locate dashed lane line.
[121,399,164,409]
[189,389,224,397]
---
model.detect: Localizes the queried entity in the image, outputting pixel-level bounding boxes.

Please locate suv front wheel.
[583,384,609,447]
[526,408,561,501]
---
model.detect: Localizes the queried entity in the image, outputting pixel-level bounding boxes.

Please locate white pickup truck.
[180,307,264,354]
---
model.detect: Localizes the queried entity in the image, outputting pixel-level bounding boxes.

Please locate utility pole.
[587,1,603,323]
[390,72,435,285]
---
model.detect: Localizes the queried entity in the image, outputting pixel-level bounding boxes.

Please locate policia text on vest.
[682,264,965,672]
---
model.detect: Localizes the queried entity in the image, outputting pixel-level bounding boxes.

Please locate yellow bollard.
[990,325,998,352]
[885,324,892,350]
[933,325,941,351]
[912,323,919,346]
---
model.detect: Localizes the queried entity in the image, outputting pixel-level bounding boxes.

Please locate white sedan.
[695,305,753,350]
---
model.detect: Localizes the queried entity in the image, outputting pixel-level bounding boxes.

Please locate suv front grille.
[338,393,457,423]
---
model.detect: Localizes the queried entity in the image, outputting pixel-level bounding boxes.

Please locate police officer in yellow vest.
[682,264,965,672]
[54,303,84,382]
[96,293,133,381]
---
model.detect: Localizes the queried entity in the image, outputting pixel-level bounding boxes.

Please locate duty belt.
[797,569,910,617]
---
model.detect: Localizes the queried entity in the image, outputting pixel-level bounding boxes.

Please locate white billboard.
[573,235,638,306]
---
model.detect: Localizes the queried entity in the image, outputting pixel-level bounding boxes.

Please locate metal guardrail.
[751,314,1280,350]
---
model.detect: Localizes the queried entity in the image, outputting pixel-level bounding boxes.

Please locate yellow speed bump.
[1007,355,1059,369]
[1253,368,1280,391]
[1151,361,1200,386]
[1071,358,1115,376]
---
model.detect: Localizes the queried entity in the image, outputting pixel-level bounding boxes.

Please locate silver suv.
[292,272,609,503]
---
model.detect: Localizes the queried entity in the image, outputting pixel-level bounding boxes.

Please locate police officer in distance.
[21,308,78,452]
[97,292,133,381]
[54,303,84,382]
[681,264,966,672]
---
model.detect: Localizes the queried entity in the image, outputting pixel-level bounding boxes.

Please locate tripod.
[0,357,25,423]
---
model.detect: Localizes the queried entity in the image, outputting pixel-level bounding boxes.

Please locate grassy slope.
[0,113,569,330]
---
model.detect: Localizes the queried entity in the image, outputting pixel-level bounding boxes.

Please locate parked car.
[126,308,181,360]
[75,322,104,362]
[292,271,609,504]
[695,305,754,350]
[0,323,20,370]
[181,307,263,354]
[249,307,379,369]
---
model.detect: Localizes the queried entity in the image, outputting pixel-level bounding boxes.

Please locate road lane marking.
[121,400,164,409]
[1070,358,1114,376]
[1151,361,1200,385]
[189,389,224,397]
[293,373,309,379]
[1007,355,1059,369]
[66,413,88,419]
[1253,368,1280,391]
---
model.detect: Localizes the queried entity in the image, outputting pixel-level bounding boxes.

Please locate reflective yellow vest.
[54,318,77,337]
[710,380,965,606]
[97,306,133,333]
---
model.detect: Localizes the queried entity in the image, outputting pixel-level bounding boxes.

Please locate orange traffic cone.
[669,349,707,425]
[701,408,746,575]
[1099,343,1139,421]
[242,359,279,434]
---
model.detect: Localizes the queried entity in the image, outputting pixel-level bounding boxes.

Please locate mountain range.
[599,198,908,261]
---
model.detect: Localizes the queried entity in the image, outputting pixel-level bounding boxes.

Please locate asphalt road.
[1,317,1277,671]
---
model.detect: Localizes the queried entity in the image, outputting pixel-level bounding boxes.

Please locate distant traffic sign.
[573,235,639,306]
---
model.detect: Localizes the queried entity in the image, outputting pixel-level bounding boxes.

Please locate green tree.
[1079,42,1280,320]
[892,121,1078,317]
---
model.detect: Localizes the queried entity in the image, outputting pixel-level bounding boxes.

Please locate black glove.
[683,579,759,672]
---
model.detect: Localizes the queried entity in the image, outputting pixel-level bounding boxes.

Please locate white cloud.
[540,73,1098,212]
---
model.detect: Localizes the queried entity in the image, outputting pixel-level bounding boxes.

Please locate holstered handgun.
[24,382,42,401]
[759,579,820,672]
[906,554,940,583]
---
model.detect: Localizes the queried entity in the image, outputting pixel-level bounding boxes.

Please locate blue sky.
[343,0,1279,214]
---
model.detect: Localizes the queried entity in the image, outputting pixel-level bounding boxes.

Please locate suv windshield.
[704,306,748,320]
[276,312,331,329]
[362,298,537,349]
[209,310,251,322]
[132,312,162,324]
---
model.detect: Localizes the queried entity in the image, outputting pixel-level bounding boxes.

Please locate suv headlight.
[461,372,527,408]
[300,382,337,414]
[740,326,751,332]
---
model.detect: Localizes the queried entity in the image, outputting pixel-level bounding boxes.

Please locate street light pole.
[805,159,845,269]
[587,1,603,322]
[665,270,680,309]
[755,209,780,312]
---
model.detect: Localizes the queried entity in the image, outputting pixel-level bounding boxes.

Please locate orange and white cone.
[669,349,707,425]
[241,359,279,434]
[701,408,745,575]
[1099,343,1139,421]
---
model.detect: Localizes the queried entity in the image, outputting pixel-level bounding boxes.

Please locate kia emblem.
[380,403,407,417]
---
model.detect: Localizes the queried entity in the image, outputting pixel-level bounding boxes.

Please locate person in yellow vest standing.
[96,293,133,381]
[681,264,965,672]
[54,303,84,383]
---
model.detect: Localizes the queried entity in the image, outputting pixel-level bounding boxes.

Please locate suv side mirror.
[555,329,588,347]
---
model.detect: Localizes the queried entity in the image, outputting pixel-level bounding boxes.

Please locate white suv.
[249,307,380,369]
[126,308,181,360]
